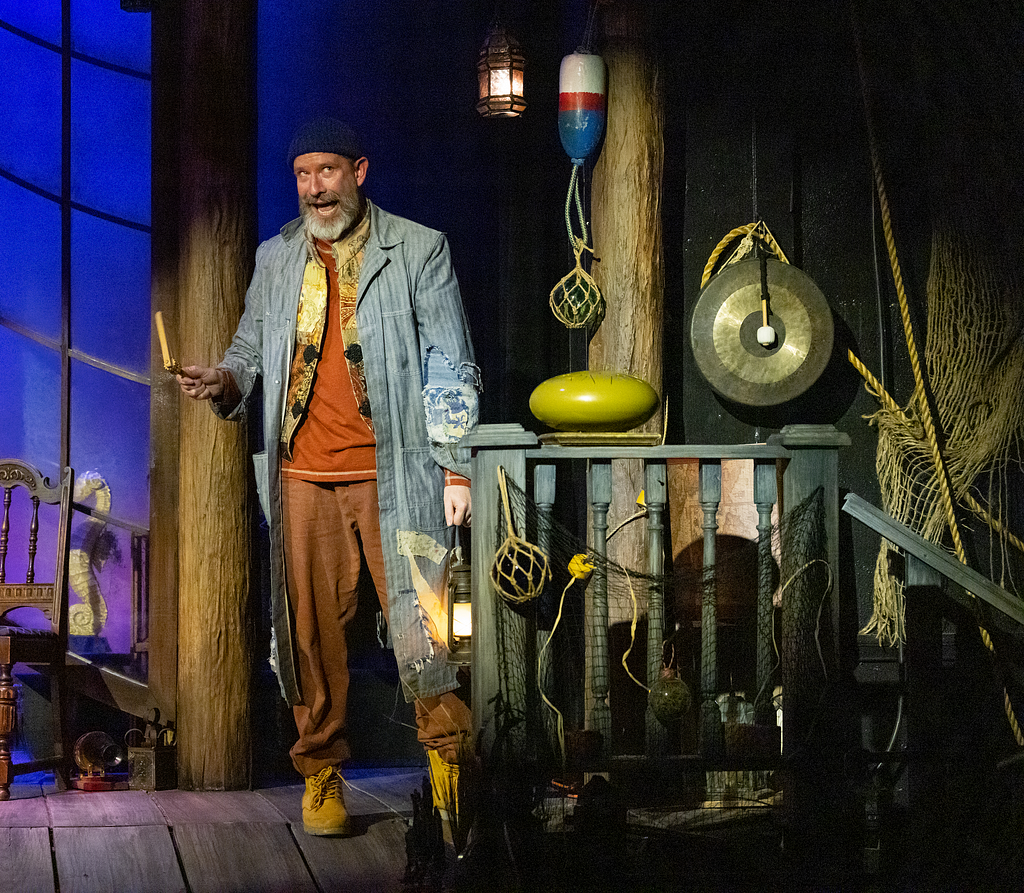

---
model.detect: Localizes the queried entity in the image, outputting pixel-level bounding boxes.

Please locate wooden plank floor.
[0,768,427,893]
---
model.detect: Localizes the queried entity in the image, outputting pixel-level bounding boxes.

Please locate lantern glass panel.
[490,67,512,97]
[453,602,472,638]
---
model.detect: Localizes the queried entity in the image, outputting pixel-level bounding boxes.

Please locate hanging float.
[549,47,607,329]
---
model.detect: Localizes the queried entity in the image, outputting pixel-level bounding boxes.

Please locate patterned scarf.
[281,213,372,457]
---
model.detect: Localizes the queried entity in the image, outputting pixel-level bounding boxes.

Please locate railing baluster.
[27,496,40,584]
[754,459,778,728]
[0,488,10,584]
[588,459,613,753]
[644,460,668,755]
[698,459,723,758]
[534,462,558,755]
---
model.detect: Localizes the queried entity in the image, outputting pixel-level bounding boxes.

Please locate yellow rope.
[620,568,650,693]
[962,492,1024,557]
[700,221,791,290]
[538,554,594,766]
[852,16,1023,747]
[847,349,902,417]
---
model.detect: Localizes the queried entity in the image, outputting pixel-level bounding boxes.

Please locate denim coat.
[214,201,481,706]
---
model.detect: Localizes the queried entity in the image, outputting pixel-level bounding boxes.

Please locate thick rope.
[700,220,791,289]
[852,10,1023,746]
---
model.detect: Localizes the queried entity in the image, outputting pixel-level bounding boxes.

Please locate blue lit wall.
[0,0,552,671]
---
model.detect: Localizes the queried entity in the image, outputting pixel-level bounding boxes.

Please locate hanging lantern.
[558,52,606,164]
[446,540,473,666]
[476,21,526,117]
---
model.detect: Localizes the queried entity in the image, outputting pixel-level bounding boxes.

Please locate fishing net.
[861,221,1024,646]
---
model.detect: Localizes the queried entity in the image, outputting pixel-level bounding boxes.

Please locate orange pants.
[282,477,471,777]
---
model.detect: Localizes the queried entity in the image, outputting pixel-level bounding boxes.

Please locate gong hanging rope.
[700,220,791,290]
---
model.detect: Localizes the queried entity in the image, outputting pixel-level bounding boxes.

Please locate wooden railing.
[465,423,849,770]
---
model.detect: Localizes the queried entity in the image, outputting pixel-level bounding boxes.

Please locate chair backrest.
[0,460,74,635]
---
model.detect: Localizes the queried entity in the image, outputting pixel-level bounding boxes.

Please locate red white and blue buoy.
[558,52,607,165]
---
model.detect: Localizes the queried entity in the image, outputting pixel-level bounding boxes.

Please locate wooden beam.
[843,492,1024,636]
[589,0,665,585]
[148,0,184,726]
[176,0,258,790]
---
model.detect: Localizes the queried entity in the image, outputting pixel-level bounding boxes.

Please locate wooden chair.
[0,459,74,799]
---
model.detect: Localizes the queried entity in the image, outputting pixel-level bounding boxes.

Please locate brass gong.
[690,257,834,406]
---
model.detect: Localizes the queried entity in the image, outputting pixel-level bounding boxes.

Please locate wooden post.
[589,0,665,589]
[176,0,257,790]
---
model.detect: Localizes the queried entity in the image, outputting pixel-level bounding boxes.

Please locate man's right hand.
[177,365,225,402]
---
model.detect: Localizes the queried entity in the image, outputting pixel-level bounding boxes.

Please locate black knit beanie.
[287,118,364,166]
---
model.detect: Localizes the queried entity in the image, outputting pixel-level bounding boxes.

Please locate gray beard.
[300,192,363,242]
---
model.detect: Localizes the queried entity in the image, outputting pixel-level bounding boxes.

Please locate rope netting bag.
[549,165,604,329]
[490,465,552,606]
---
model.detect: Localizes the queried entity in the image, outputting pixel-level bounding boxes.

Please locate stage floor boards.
[0,768,426,893]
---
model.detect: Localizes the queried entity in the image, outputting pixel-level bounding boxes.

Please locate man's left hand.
[444,485,471,527]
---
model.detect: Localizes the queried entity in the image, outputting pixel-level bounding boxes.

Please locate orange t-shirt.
[281,238,469,490]
[282,240,376,482]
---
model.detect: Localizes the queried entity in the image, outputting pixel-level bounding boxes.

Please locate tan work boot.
[302,767,352,836]
[427,748,460,820]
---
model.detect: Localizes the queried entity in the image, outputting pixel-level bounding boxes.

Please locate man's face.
[294,152,368,241]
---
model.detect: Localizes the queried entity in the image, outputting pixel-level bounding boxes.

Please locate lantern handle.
[125,728,147,748]
[452,522,467,564]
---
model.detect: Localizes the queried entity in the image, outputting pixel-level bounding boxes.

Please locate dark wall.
[664,0,1024,624]
[669,1,890,625]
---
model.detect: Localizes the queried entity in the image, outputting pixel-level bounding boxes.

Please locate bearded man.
[177,117,479,836]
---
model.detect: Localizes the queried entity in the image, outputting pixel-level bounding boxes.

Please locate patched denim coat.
[214,202,481,706]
